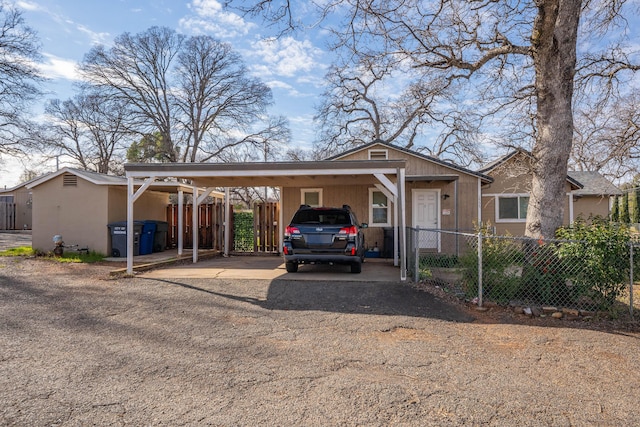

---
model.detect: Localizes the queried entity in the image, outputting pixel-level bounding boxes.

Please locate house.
[123,140,494,278]
[319,141,493,252]
[479,149,621,236]
[26,167,201,255]
[0,177,37,230]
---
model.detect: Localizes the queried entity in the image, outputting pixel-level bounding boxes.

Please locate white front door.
[412,189,440,250]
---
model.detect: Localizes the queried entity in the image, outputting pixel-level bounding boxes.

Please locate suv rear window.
[292,209,351,225]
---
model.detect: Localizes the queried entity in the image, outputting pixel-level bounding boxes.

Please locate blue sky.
[1,0,332,188]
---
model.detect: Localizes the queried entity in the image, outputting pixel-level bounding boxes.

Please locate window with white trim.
[369,188,391,226]
[301,188,322,207]
[496,195,529,222]
[368,149,388,160]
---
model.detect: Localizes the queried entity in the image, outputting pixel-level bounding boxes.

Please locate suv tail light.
[339,225,358,238]
[285,226,301,238]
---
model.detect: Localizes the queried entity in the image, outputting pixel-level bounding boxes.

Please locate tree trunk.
[526,0,582,239]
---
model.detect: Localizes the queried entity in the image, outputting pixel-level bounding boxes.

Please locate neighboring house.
[26,167,194,255]
[479,149,621,236]
[0,177,37,230]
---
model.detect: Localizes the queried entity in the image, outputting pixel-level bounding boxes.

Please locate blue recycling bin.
[140,221,157,255]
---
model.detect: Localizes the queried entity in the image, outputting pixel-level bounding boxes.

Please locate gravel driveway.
[1,256,640,425]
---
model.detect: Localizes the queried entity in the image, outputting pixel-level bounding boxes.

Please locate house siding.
[32,175,110,253]
[336,144,481,231]
[0,185,32,230]
[481,152,614,236]
[31,174,170,255]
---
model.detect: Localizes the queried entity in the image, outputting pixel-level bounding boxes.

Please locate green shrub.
[459,224,523,304]
[520,241,573,305]
[234,211,254,251]
[555,218,631,310]
[420,253,459,268]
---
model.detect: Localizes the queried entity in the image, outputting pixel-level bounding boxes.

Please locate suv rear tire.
[350,262,362,274]
[285,261,299,273]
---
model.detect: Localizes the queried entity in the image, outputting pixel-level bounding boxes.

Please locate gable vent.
[63,174,78,186]
[369,149,388,160]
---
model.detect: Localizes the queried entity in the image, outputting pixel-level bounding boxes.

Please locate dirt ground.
[2,256,640,426]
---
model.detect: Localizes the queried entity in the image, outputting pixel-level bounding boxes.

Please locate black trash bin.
[108,221,143,257]
[383,227,395,258]
[144,220,168,252]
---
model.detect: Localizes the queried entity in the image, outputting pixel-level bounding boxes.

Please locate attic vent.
[63,174,77,186]
[369,149,388,160]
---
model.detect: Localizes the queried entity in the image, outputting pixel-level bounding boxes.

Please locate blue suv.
[282,205,367,273]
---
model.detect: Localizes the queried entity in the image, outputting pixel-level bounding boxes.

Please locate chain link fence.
[409,227,640,316]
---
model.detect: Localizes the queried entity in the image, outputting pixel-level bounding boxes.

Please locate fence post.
[477,230,483,307]
[630,242,634,318]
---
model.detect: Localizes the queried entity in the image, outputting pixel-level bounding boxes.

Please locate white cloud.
[180,0,254,38]
[39,53,81,81]
[75,24,110,46]
[15,0,42,12]
[249,36,323,78]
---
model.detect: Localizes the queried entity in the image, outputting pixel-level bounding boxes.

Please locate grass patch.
[0,246,34,257]
[0,246,105,263]
[55,250,105,263]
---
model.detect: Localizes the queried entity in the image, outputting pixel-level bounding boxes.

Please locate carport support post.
[127,178,134,275]
[394,194,399,267]
[398,167,407,281]
[224,187,230,256]
[192,184,198,263]
[178,190,183,256]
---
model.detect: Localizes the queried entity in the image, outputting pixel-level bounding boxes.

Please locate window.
[368,149,388,160]
[301,188,322,207]
[369,188,390,226]
[497,195,529,221]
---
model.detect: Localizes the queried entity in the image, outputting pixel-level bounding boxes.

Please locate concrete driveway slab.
[140,255,401,282]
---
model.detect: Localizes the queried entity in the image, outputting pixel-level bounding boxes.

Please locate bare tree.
[228,0,639,239]
[0,4,43,157]
[316,51,483,165]
[43,90,131,174]
[79,26,184,162]
[175,36,278,162]
[79,27,289,165]
[571,92,640,181]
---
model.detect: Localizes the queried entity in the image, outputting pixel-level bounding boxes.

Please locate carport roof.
[125,159,407,187]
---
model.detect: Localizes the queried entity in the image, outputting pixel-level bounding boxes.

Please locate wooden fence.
[0,203,16,230]
[254,202,279,253]
[165,201,280,253]
[166,201,226,250]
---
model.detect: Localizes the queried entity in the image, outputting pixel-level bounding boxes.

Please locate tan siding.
[10,186,32,229]
[32,176,170,255]
[481,151,610,236]
[336,144,481,232]
[573,195,611,220]
[107,187,168,223]
[32,176,110,254]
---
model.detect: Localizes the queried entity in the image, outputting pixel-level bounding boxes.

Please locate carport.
[124,160,408,280]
